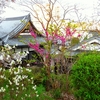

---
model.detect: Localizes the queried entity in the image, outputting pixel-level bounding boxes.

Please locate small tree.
[29,25,76,73]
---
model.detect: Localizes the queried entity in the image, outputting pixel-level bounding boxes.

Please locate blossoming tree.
[29,26,76,76]
[15,0,81,76]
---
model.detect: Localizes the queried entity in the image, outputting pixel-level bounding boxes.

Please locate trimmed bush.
[69,52,100,100]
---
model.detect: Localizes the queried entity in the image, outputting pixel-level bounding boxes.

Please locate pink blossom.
[66,27,76,37]
[59,36,66,44]
[81,45,86,49]
[44,29,49,40]
[30,31,37,38]
[29,43,39,50]
[46,31,49,39]
[29,43,44,55]
[38,48,44,55]
[78,34,81,37]
[45,52,49,58]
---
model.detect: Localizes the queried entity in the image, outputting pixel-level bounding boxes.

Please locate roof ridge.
[3,14,30,21]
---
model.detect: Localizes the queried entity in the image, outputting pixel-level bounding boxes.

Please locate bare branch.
[18,0,82,32]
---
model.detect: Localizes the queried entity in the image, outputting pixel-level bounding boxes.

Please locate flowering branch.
[0,44,29,68]
[29,26,76,75]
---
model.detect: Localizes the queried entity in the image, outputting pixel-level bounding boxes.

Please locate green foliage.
[36,84,45,95]
[48,24,59,34]
[26,53,41,64]
[27,67,54,100]
[69,52,100,100]
[30,67,47,86]
[35,84,54,100]
[50,74,70,99]
[67,21,78,29]
[50,74,69,92]
[71,37,79,46]
[52,88,61,99]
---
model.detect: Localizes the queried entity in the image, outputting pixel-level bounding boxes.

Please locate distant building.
[70,30,100,56]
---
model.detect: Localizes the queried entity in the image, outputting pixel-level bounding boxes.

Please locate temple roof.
[0,13,41,46]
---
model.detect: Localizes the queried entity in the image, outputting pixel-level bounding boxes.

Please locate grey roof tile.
[0,14,30,39]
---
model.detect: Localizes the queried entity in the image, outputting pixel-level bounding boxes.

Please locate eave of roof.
[70,36,100,51]
[5,35,45,47]
[0,13,42,45]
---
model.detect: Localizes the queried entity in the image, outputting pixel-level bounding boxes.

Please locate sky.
[0,0,99,21]
[58,0,98,21]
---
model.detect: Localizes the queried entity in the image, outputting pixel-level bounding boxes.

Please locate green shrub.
[52,88,61,99]
[69,52,100,100]
[30,67,47,86]
[50,74,69,92]
[50,74,70,99]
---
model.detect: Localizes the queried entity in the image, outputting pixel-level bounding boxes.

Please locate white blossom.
[0,44,28,68]
[6,85,9,88]
[0,75,5,78]
[35,91,38,93]
[16,44,18,46]
[6,55,10,60]
[0,68,2,71]
[26,51,29,54]
[21,84,24,86]
[0,55,3,60]
[26,68,31,72]
[4,44,12,50]
[28,95,31,97]
[9,60,15,66]
[22,75,28,79]
[36,94,39,97]
[13,45,15,48]
[9,80,12,85]
[25,94,27,96]
[32,85,37,90]
[26,64,30,67]
[18,66,22,69]
[16,87,19,90]
[0,87,6,92]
